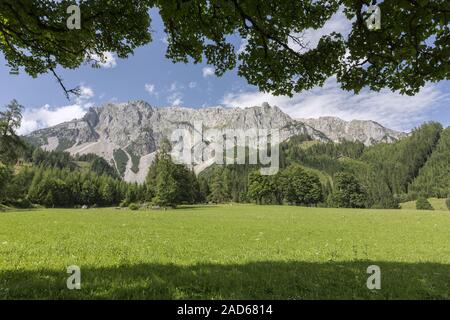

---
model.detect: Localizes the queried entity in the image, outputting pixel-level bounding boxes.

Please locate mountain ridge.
[27,101,407,182]
[298,116,408,146]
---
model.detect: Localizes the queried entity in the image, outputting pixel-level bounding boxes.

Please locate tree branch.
[48,65,80,100]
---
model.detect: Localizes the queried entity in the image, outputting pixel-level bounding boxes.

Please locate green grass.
[0,205,449,299]
[401,198,449,211]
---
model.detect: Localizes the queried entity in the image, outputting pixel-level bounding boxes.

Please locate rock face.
[27,101,406,182]
[298,116,407,146]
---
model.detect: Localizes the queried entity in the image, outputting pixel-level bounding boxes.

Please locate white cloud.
[164,82,186,106]
[304,10,351,50]
[188,81,197,89]
[237,38,249,54]
[145,83,158,97]
[76,85,94,102]
[145,83,155,94]
[90,51,117,68]
[220,79,449,131]
[238,9,350,55]
[169,82,177,92]
[168,82,185,92]
[167,92,183,106]
[202,67,215,78]
[19,104,89,135]
[161,36,169,44]
[19,85,95,135]
[289,8,352,53]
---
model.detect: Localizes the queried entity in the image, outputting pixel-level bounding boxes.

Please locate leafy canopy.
[1,0,448,97]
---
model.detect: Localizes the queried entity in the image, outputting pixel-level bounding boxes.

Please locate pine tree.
[99,177,115,206]
[153,157,178,207]
[208,168,228,203]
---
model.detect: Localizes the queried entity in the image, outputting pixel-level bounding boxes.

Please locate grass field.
[0,205,449,299]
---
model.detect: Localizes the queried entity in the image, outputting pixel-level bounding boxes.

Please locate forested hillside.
[198,122,449,209]
[359,122,442,205]
[1,99,448,210]
[408,127,450,198]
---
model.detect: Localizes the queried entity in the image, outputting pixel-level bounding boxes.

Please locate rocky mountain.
[298,116,408,146]
[27,101,406,182]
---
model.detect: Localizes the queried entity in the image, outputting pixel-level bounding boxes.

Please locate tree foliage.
[409,127,450,198]
[0,100,24,164]
[32,148,75,169]
[0,162,12,202]
[147,146,202,207]
[247,165,322,206]
[89,155,120,179]
[327,172,367,208]
[247,171,280,205]
[280,165,323,206]
[0,0,151,97]
[416,197,433,210]
[355,122,441,208]
[1,1,448,97]
[208,167,231,204]
[26,166,127,207]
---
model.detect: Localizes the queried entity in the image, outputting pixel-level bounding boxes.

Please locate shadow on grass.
[1,261,448,300]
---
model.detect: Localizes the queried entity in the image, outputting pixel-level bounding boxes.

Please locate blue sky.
[1,9,449,134]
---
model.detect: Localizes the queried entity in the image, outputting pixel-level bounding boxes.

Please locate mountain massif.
[27,101,407,182]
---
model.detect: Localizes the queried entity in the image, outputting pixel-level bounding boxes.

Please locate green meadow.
[0,205,449,300]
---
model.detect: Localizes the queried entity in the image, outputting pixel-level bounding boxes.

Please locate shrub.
[446,198,450,210]
[128,203,139,211]
[416,197,434,210]
[9,198,32,209]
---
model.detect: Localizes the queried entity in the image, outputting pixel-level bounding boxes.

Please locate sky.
[0,9,449,135]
